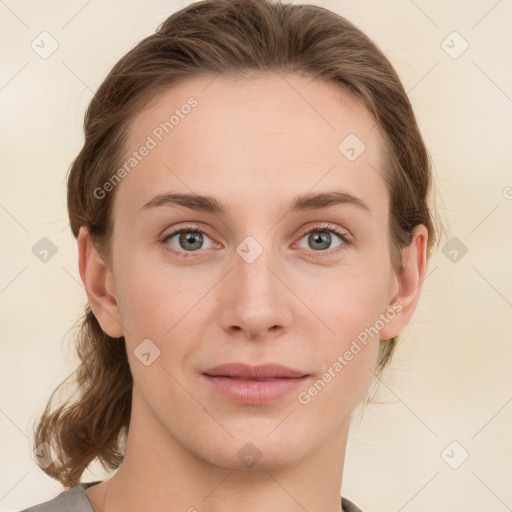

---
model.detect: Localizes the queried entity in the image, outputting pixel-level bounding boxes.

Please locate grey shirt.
[19,481,366,512]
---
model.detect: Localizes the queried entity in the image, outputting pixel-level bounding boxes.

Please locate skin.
[79,73,428,512]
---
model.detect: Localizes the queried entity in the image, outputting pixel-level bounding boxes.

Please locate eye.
[295,223,352,255]
[160,225,218,256]
[160,222,352,258]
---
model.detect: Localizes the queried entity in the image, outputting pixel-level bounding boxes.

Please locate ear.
[379,224,429,340]
[77,226,124,338]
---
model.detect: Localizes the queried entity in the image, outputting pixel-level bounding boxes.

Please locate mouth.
[202,362,310,405]
[207,377,293,381]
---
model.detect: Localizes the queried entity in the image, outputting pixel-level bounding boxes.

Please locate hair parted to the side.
[32,0,443,488]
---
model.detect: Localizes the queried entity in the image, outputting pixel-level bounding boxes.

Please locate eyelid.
[160,221,352,256]
[160,222,215,241]
[295,222,352,242]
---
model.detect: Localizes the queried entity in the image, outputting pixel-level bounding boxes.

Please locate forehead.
[114,73,388,223]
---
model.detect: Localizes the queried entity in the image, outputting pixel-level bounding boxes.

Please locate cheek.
[114,240,390,368]
[298,345,377,428]
[306,265,390,341]
[299,268,388,399]
[291,296,381,429]
[113,252,215,378]
[113,249,191,334]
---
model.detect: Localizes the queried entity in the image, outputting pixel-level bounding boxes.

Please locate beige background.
[1,0,511,511]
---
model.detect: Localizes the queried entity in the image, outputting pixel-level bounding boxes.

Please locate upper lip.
[203,363,308,379]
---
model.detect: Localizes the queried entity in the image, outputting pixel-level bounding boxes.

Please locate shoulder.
[18,481,101,512]
[342,495,367,512]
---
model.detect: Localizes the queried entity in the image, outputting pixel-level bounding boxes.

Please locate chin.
[193,426,311,472]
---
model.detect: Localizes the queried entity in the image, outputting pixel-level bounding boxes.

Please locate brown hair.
[32,0,443,487]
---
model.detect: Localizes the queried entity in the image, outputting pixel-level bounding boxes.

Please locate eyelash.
[160,223,352,258]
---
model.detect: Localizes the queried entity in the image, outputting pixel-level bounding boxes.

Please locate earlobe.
[379,224,429,340]
[77,226,124,338]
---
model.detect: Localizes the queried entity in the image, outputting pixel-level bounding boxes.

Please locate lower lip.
[202,375,309,405]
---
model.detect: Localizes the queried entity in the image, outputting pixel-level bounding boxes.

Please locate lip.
[203,362,307,379]
[202,363,310,405]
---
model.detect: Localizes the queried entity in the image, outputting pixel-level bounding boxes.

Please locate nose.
[217,240,293,340]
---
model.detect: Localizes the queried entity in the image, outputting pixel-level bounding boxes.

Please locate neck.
[86,393,351,512]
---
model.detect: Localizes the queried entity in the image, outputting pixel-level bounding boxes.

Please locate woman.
[22,0,441,510]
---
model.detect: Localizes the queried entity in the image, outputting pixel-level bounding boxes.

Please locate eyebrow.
[140,189,371,216]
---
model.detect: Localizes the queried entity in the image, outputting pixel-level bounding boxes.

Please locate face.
[83,73,416,471]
